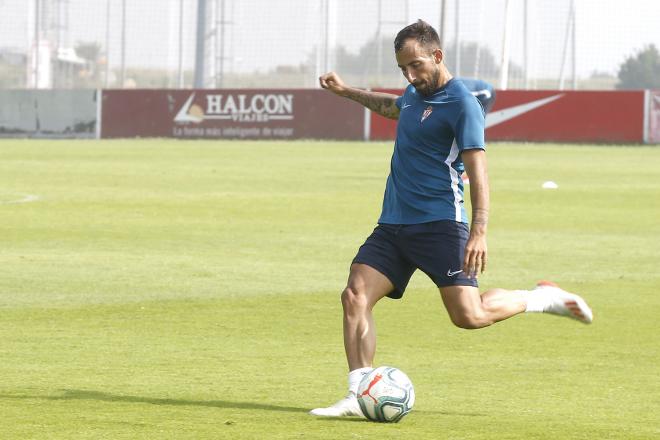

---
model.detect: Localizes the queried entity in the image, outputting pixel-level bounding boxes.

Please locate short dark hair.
[394,19,441,53]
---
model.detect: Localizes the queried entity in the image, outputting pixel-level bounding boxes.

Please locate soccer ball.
[357,366,415,423]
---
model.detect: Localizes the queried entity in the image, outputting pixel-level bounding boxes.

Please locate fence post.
[194,0,207,88]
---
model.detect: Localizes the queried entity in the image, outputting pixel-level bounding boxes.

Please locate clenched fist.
[319,72,348,96]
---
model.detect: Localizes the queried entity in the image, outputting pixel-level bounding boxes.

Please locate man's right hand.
[318,71,401,120]
[319,72,347,96]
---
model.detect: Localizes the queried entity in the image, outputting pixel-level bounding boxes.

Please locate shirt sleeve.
[395,85,413,109]
[454,96,486,151]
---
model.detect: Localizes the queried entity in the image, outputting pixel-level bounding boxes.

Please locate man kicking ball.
[310,20,593,418]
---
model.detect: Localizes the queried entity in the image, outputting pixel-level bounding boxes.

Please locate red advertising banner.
[649,90,660,144]
[370,89,646,144]
[369,88,401,141]
[101,89,364,140]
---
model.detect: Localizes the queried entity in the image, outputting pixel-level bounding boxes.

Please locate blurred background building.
[0,0,658,91]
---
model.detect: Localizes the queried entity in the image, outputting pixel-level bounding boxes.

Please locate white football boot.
[309,393,363,417]
[534,280,593,324]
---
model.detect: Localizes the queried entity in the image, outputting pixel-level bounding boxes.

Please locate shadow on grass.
[307,410,486,426]
[1,390,486,419]
[0,389,308,414]
[311,409,486,424]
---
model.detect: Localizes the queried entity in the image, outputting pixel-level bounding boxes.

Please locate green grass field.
[1,139,659,439]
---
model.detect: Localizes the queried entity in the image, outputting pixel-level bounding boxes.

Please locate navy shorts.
[352,220,478,299]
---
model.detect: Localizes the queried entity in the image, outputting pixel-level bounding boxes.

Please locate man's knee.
[341,285,369,314]
[448,309,492,329]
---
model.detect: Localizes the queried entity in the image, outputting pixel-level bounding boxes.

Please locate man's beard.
[414,68,441,97]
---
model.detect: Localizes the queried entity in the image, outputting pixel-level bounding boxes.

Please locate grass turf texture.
[0,139,658,439]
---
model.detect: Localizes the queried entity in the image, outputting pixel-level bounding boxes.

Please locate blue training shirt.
[378,78,485,225]
[456,77,496,112]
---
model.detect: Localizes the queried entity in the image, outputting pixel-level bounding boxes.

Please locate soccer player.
[310,20,593,418]
[457,77,496,113]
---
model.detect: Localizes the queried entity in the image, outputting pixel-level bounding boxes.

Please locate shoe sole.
[309,408,361,417]
[563,295,593,324]
[536,282,593,324]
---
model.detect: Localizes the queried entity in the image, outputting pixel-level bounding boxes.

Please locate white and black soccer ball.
[357,366,415,423]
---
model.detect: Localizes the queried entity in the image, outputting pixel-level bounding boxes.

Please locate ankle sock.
[348,367,372,395]
[520,289,547,313]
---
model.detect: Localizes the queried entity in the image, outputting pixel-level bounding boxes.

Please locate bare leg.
[439,285,526,329]
[309,263,394,417]
[342,263,394,370]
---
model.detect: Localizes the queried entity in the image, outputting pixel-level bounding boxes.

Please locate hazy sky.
[1,0,658,82]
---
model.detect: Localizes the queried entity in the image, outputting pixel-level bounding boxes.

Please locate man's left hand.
[463,227,487,278]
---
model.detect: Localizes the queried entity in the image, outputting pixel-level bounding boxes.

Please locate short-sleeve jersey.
[456,77,496,112]
[378,78,485,225]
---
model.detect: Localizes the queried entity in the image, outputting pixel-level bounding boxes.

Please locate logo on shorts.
[447,269,463,277]
[421,105,433,122]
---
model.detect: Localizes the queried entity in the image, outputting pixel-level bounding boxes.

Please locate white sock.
[518,289,546,313]
[348,367,372,395]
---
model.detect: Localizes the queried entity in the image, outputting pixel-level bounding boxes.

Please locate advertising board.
[101,89,364,140]
[370,89,646,144]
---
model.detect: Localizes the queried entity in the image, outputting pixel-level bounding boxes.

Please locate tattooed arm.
[461,148,490,278]
[319,72,400,120]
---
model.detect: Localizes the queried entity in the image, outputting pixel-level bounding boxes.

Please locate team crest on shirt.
[421,105,433,122]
